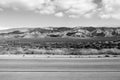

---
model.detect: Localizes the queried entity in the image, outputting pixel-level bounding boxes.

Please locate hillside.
[0,27,120,39]
[0,27,120,55]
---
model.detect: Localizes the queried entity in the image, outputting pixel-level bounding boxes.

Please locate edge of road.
[0,55,120,59]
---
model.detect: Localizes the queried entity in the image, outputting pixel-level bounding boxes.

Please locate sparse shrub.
[23,48,68,55]
[100,48,120,55]
[104,54,110,57]
[79,49,99,55]
[98,56,101,58]
[69,49,82,55]
[113,55,117,57]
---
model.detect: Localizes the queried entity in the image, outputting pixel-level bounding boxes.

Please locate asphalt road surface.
[0,58,120,80]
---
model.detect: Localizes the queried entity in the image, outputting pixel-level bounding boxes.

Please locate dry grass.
[0,47,120,55]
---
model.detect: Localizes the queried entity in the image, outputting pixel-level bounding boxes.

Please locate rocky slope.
[0,27,120,39]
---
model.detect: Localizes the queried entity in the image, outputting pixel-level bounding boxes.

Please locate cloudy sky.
[0,0,120,29]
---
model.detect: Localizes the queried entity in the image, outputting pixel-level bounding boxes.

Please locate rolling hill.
[0,27,120,39]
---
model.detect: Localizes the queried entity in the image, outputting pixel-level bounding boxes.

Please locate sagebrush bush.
[79,49,99,55]
[100,48,120,55]
[1,47,120,55]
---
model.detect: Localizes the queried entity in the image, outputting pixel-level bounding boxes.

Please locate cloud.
[0,0,98,18]
[55,12,64,17]
[68,15,79,18]
[0,0,49,11]
[66,0,96,14]
[55,0,97,18]
[39,5,55,14]
[100,0,120,19]
[0,8,3,11]
[1,0,120,19]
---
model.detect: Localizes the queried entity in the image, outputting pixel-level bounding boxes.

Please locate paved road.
[0,58,120,80]
[0,58,120,72]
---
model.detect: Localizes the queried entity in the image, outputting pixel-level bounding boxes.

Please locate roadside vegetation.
[0,37,120,55]
[0,47,120,55]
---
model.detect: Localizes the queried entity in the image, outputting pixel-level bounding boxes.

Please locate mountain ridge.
[0,26,120,39]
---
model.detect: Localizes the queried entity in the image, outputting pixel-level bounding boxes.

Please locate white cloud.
[0,0,48,10]
[55,0,97,18]
[66,0,96,14]
[39,5,55,14]
[0,0,98,18]
[0,0,120,20]
[55,12,64,17]
[100,0,120,19]
[4,0,120,19]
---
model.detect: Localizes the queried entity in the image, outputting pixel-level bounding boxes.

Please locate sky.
[0,0,120,29]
